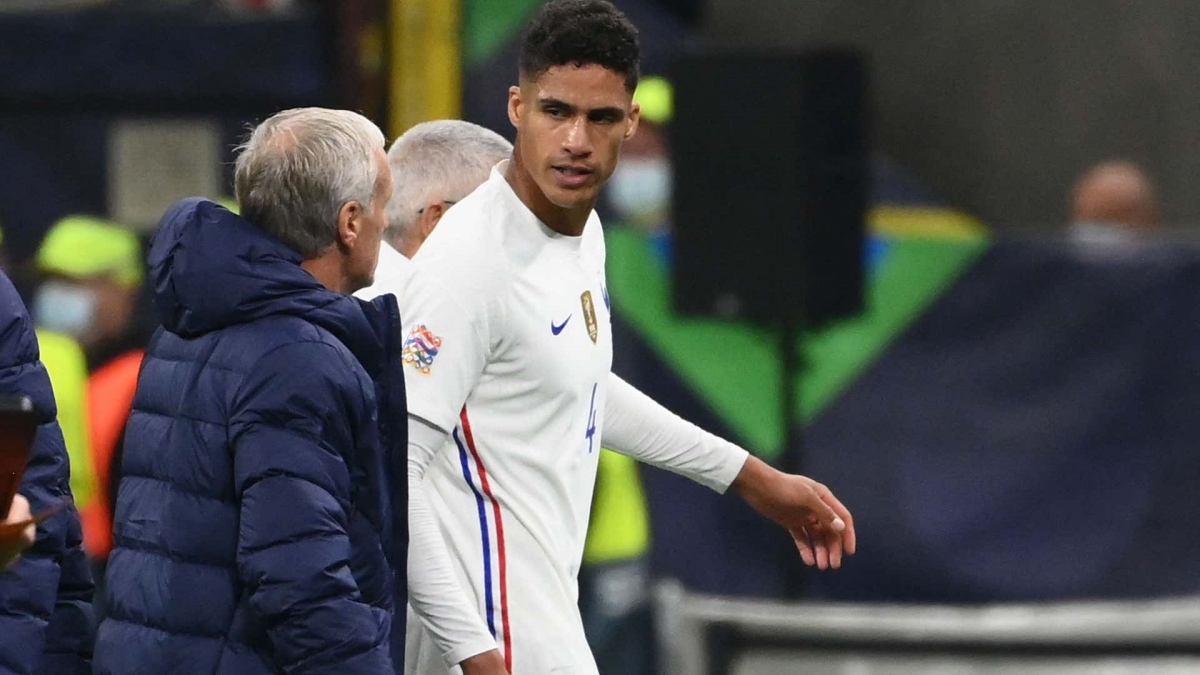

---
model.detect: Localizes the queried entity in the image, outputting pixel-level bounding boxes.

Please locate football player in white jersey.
[401,2,857,674]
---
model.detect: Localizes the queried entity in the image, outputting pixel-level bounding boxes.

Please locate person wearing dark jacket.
[94,107,406,674]
[0,267,95,675]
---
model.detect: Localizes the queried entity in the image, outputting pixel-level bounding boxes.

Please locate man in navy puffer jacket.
[95,108,406,674]
[0,268,95,675]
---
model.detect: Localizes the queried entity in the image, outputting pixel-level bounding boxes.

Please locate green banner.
[463,0,543,66]
[605,229,989,459]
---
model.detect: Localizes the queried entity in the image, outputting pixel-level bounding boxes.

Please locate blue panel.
[0,10,330,110]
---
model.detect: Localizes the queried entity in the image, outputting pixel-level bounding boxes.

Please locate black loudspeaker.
[669,51,868,327]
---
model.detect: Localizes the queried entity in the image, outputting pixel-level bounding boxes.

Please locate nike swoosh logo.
[551,315,572,335]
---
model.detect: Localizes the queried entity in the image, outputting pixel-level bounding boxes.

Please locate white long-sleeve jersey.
[401,164,748,674]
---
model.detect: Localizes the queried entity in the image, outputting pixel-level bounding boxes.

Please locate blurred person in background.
[33,217,146,372]
[605,75,672,259]
[579,75,673,675]
[358,119,512,303]
[1069,160,1160,244]
[30,215,147,613]
[401,2,855,674]
[579,444,653,675]
[0,222,95,524]
[0,265,94,675]
[94,107,404,675]
[0,225,94,530]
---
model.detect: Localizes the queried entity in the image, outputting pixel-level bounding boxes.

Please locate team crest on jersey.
[581,290,598,344]
[402,324,443,374]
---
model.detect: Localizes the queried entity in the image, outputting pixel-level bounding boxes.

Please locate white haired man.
[358,119,512,304]
[95,108,405,675]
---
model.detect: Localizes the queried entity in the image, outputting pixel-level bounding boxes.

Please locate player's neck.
[504,151,592,237]
[301,255,353,295]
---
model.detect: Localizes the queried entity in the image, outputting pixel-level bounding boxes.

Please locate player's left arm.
[601,372,856,570]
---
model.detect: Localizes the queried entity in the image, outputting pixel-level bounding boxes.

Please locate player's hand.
[1,494,36,570]
[460,649,508,675]
[732,456,856,570]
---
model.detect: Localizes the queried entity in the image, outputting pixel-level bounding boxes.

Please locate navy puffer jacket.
[95,198,406,674]
[0,269,95,675]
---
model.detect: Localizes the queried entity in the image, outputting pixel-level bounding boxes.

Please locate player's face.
[509,64,640,211]
[341,149,392,291]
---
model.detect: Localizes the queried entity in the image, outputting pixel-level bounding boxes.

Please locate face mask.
[607,158,671,227]
[33,281,97,339]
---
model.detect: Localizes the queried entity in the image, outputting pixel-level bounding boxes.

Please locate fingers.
[8,495,30,524]
[794,525,839,570]
[792,528,815,566]
[796,520,848,570]
[829,530,843,569]
[776,476,857,570]
[815,484,857,555]
[814,536,830,570]
[8,496,33,549]
[804,484,844,533]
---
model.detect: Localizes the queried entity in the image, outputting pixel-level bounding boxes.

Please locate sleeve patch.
[402,324,443,375]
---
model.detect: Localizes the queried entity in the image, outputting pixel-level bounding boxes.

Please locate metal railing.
[655,581,1200,675]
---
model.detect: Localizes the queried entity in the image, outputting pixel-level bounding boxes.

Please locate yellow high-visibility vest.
[36,329,97,511]
[584,449,651,564]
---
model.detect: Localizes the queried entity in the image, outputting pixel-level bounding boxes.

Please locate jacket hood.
[149,198,391,369]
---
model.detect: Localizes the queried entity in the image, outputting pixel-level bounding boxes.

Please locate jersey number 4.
[585,382,598,453]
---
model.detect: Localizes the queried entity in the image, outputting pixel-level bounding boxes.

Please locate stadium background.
[5,1,1200,673]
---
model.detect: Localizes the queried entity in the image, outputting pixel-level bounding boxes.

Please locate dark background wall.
[702,0,1200,229]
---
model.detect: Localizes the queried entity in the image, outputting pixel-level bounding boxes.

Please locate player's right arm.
[403,239,509,672]
[602,373,855,570]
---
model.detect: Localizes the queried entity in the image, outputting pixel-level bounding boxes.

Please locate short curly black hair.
[519,0,641,93]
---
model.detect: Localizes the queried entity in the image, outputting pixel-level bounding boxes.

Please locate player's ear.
[508,85,523,129]
[625,102,641,141]
[420,201,448,236]
[337,200,364,252]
